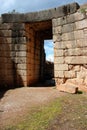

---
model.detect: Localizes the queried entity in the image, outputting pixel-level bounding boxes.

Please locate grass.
[4,93,87,130]
[5,99,61,130]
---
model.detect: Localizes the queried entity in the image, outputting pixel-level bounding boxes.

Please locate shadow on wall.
[0,30,24,99]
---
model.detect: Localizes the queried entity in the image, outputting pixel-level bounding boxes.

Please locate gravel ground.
[0,87,65,129]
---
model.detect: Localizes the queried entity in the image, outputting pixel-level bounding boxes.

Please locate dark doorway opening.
[25,20,55,87]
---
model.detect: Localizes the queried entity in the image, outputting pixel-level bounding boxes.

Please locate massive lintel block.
[2,2,79,23]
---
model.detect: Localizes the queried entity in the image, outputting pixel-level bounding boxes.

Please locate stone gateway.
[0,2,87,92]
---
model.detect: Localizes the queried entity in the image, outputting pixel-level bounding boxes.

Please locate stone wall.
[53,10,87,91]
[45,61,54,79]
[0,23,27,88]
[0,2,87,91]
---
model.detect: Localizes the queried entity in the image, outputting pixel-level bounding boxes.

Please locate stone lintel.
[2,2,79,23]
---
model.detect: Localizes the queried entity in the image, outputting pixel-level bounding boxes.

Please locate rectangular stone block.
[76,39,87,48]
[15,57,26,64]
[16,52,26,57]
[2,30,12,37]
[54,49,63,56]
[0,23,12,30]
[12,30,25,37]
[53,34,62,42]
[55,71,64,78]
[65,56,87,64]
[53,26,62,34]
[75,19,87,30]
[54,42,65,49]
[64,71,76,78]
[64,48,87,56]
[54,57,64,64]
[62,23,75,33]
[52,19,58,27]
[74,11,86,22]
[17,69,27,76]
[12,37,26,44]
[57,83,78,93]
[62,32,75,41]
[15,44,27,51]
[17,64,27,70]
[54,64,68,71]
[74,30,84,39]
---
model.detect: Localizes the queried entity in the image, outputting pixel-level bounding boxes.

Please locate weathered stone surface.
[64,48,87,56]
[54,57,64,64]
[54,49,63,56]
[57,83,78,93]
[53,34,62,42]
[16,52,26,57]
[15,44,27,51]
[62,32,75,41]
[55,71,64,78]
[54,64,68,71]
[53,26,62,34]
[2,3,79,23]
[55,78,65,85]
[64,71,76,78]
[62,23,75,33]
[65,56,87,64]
[54,41,77,49]
[12,37,26,44]
[75,19,87,30]
[74,30,84,39]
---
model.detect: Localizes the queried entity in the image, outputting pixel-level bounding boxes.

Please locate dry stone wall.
[0,23,27,88]
[0,2,87,91]
[53,10,87,91]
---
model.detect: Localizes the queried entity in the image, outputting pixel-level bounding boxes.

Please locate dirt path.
[0,87,65,129]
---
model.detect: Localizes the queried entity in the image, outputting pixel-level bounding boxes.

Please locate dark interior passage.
[25,20,54,86]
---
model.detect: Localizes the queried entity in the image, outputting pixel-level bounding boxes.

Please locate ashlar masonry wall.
[0,2,87,91]
[0,23,27,88]
[53,10,87,90]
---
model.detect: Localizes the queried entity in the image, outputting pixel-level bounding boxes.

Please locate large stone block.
[52,19,58,27]
[62,32,75,41]
[55,71,64,78]
[62,23,75,33]
[54,64,68,71]
[53,34,62,42]
[17,69,27,76]
[12,37,26,44]
[64,71,76,78]
[15,57,26,64]
[2,3,79,23]
[57,83,78,93]
[64,48,87,56]
[74,11,86,22]
[54,40,77,49]
[75,19,87,30]
[15,44,27,51]
[54,49,63,56]
[65,56,87,64]
[54,57,64,64]
[1,30,12,37]
[16,51,26,57]
[53,26,62,34]
[74,30,84,39]
[17,64,27,70]
[76,39,87,48]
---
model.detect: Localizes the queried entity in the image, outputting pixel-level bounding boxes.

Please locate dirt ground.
[0,87,87,130]
[0,87,65,129]
[47,93,87,130]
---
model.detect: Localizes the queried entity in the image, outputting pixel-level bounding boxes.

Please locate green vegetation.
[5,99,61,130]
[80,8,87,13]
[4,93,87,130]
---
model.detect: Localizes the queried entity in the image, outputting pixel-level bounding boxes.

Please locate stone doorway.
[25,20,54,86]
